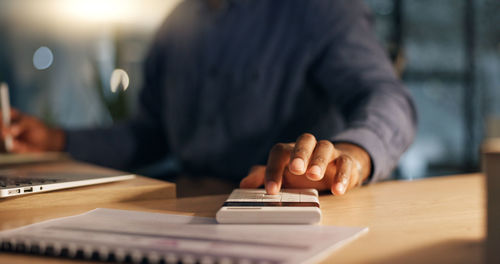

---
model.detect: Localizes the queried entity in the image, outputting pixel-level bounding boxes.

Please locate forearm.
[65,119,168,170]
[311,1,417,182]
[332,87,417,183]
[66,41,168,170]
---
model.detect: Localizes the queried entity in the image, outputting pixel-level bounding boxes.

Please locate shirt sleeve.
[310,0,417,183]
[64,39,169,171]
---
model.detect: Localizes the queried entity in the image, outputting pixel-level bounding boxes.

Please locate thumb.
[10,139,41,153]
[8,117,31,137]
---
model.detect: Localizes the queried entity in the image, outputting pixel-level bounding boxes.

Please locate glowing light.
[33,46,54,70]
[58,0,146,24]
[0,0,183,32]
[110,69,130,93]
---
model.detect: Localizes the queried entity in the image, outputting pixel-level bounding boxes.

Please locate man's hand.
[240,133,372,195]
[0,108,65,153]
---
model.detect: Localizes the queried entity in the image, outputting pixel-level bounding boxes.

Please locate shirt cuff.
[331,127,390,183]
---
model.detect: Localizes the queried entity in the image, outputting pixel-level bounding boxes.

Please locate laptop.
[0,160,135,198]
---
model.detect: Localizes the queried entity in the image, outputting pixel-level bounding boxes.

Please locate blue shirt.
[66,0,417,183]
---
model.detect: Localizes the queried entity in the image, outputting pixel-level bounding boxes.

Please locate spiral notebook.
[0,208,368,264]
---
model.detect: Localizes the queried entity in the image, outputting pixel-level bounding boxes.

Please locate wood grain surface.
[0,174,485,264]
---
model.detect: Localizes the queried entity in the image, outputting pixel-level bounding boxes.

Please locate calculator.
[216,189,321,224]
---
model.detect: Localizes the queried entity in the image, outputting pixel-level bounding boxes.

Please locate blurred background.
[0,0,499,180]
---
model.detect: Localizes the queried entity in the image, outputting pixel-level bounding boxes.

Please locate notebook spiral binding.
[0,238,263,264]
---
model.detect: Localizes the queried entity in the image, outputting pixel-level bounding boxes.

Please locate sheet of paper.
[0,208,368,264]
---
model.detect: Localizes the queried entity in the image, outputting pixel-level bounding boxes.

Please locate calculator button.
[262,195,281,202]
[227,194,264,202]
[280,196,299,202]
[227,198,262,202]
[280,193,300,202]
[229,193,263,198]
[300,195,319,203]
[281,189,301,194]
[300,189,319,196]
[233,189,266,195]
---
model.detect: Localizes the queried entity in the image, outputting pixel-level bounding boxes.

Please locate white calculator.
[216,189,321,224]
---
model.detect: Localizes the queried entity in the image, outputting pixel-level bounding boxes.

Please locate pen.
[0,82,13,152]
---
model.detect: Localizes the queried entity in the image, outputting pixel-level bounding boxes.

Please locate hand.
[240,133,372,195]
[0,108,65,153]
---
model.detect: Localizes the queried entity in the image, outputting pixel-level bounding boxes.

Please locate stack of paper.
[0,209,367,264]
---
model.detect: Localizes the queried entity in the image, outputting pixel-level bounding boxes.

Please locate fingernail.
[336,183,346,194]
[266,181,279,194]
[308,165,322,179]
[291,158,305,173]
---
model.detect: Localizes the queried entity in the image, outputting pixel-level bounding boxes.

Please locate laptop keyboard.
[0,175,59,188]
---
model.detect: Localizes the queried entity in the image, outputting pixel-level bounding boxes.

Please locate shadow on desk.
[127,194,228,218]
[370,239,484,264]
[167,174,238,198]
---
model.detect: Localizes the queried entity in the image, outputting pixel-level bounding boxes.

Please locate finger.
[1,127,8,139]
[9,108,22,122]
[10,139,35,153]
[331,155,353,195]
[0,119,21,144]
[240,166,266,188]
[265,143,292,194]
[288,133,316,175]
[1,111,27,138]
[306,140,336,181]
[0,108,22,125]
[347,161,361,190]
[8,117,30,138]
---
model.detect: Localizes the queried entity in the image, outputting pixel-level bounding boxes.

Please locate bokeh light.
[33,46,54,70]
[110,69,130,93]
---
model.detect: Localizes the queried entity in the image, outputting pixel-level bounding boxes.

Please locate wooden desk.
[0,174,485,263]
